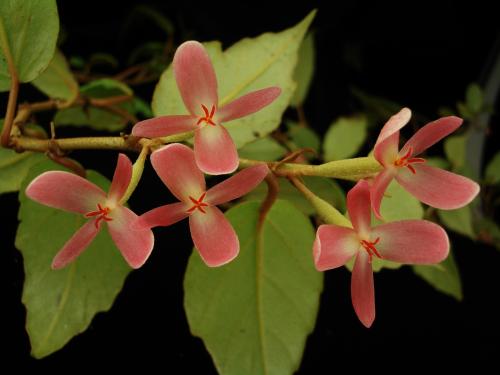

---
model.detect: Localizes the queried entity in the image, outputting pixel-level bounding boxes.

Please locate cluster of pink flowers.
[26,40,479,327]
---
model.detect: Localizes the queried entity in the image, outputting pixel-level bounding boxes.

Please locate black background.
[3,0,500,371]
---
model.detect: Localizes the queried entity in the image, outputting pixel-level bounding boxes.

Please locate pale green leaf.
[152,11,316,148]
[413,250,462,300]
[290,32,315,106]
[184,200,322,375]
[16,161,131,358]
[438,206,475,239]
[485,151,500,185]
[444,135,467,170]
[374,179,424,223]
[244,176,346,215]
[0,148,45,194]
[54,78,134,132]
[465,83,483,114]
[323,115,368,161]
[238,137,287,161]
[32,49,79,101]
[0,0,59,90]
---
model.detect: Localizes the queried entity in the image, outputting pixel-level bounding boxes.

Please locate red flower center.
[85,203,113,228]
[360,237,382,263]
[394,147,425,174]
[197,104,216,126]
[187,192,209,214]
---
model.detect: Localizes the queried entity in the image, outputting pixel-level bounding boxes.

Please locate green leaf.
[290,32,315,106]
[476,218,500,251]
[238,137,287,161]
[444,135,467,170]
[32,49,79,101]
[152,11,316,148]
[350,88,403,122]
[16,160,131,358]
[485,151,500,185]
[244,176,346,216]
[457,101,473,121]
[0,0,59,91]
[0,119,46,194]
[465,83,483,114]
[373,180,424,223]
[184,200,322,375]
[323,115,368,161]
[413,251,462,300]
[425,157,450,170]
[438,206,475,239]
[287,121,320,154]
[54,78,134,132]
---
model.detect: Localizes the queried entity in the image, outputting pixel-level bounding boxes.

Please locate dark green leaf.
[0,0,59,90]
[244,176,346,215]
[238,137,287,161]
[413,250,462,300]
[465,83,483,114]
[287,121,320,154]
[444,135,467,171]
[17,160,131,358]
[438,206,475,239]
[485,151,500,185]
[54,79,134,132]
[184,200,322,375]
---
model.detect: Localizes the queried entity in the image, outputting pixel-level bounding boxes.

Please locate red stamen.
[360,237,382,263]
[394,147,426,174]
[187,192,209,214]
[85,203,112,228]
[197,104,217,126]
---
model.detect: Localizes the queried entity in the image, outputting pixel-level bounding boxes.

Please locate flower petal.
[131,115,197,138]
[206,164,268,206]
[173,41,218,115]
[351,251,375,328]
[401,116,463,157]
[347,180,372,237]
[107,206,155,269]
[108,153,132,203]
[395,164,480,209]
[194,125,238,175]
[370,169,395,220]
[189,206,239,267]
[371,220,449,264]
[374,107,411,166]
[218,87,281,123]
[26,171,106,214]
[134,202,189,229]
[52,220,100,269]
[150,143,206,202]
[313,225,359,271]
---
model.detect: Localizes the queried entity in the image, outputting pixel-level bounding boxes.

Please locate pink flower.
[26,154,154,269]
[314,179,449,327]
[132,41,281,175]
[371,107,479,218]
[134,143,268,267]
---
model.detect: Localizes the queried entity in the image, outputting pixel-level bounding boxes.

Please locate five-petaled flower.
[371,107,480,219]
[26,154,154,269]
[134,143,268,267]
[314,179,449,327]
[132,40,281,175]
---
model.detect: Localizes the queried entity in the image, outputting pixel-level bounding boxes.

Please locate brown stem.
[296,104,309,128]
[1,74,19,146]
[257,172,280,232]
